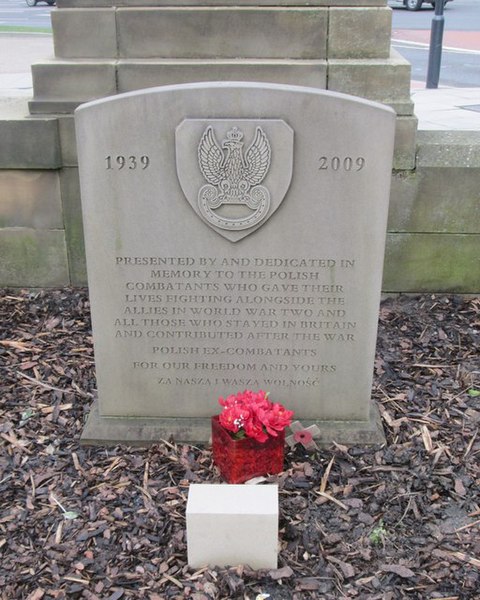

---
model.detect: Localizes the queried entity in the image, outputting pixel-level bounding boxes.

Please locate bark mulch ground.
[0,289,479,600]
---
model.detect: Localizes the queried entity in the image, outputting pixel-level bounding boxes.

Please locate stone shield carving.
[176,119,294,242]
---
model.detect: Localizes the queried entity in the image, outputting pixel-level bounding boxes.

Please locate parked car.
[393,0,452,10]
[26,0,55,6]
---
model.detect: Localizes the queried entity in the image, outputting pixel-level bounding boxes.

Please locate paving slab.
[412,87,480,131]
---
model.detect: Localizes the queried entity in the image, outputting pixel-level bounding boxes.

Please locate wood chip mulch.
[0,289,479,600]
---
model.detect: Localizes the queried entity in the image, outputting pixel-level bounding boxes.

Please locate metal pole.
[426,0,445,88]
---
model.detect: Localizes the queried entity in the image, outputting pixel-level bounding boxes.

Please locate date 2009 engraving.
[318,156,365,172]
[105,155,150,170]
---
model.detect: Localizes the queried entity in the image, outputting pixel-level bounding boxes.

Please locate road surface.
[390,0,480,86]
[0,0,54,31]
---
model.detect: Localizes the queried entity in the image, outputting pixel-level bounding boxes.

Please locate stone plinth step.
[51,6,391,61]
[56,0,388,7]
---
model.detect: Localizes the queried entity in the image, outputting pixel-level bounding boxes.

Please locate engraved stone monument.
[76,82,395,444]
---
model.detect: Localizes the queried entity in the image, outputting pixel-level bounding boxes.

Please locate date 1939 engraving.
[105,155,150,170]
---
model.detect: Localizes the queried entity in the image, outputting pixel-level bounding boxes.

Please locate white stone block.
[186,484,278,569]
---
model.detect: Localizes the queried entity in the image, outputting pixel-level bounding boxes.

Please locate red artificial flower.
[219,404,250,434]
[257,402,294,437]
[217,389,293,443]
[244,415,269,443]
[218,393,240,408]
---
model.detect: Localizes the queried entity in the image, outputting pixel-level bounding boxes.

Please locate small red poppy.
[293,430,313,445]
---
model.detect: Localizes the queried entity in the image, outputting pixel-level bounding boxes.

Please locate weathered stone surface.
[416,130,480,168]
[0,171,62,229]
[76,82,394,441]
[29,100,83,115]
[117,59,327,93]
[52,8,117,58]
[392,115,417,171]
[58,0,386,6]
[187,484,278,569]
[384,233,480,293]
[60,168,87,286]
[328,7,392,59]
[31,60,117,104]
[57,0,113,6]
[0,228,69,288]
[0,102,61,169]
[389,168,480,234]
[388,170,418,230]
[388,131,480,236]
[57,116,78,166]
[389,98,415,117]
[116,8,328,59]
[328,50,411,104]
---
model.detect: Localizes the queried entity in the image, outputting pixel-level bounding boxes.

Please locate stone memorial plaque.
[76,82,395,444]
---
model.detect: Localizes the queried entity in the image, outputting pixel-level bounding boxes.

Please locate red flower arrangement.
[212,390,294,483]
[217,389,294,443]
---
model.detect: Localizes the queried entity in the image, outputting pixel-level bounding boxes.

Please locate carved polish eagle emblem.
[175,119,294,242]
[197,126,271,231]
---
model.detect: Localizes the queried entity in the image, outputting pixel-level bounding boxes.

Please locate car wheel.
[405,0,423,10]
[25,0,37,6]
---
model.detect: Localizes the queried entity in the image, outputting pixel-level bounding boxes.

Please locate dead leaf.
[0,340,33,352]
[268,566,294,580]
[380,564,415,578]
[327,556,355,578]
[26,590,45,600]
[421,425,433,453]
[454,479,466,496]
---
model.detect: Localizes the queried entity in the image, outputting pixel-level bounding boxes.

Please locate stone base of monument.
[80,399,385,447]
[186,484,278,569]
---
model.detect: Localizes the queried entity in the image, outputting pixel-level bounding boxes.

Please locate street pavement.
[393,26,480,130]
[0,32,479,131]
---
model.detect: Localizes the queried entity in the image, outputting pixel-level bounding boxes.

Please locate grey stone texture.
[57,0,113,6]
[327,50,412,106]
[57,0,387,6]
[57,116,78,166]
[60,168,87,286]
[384,130,480,293]
[389,171,480,234]
[52,9,117,59]
[393,116,417,171]
[30,60,117,107]
[116,8,328,59]
[31,2,403,117]
[416,130,480,168]
[0,171,62,229]
[328,8,392,59]
[117,60,327,93]
[383,233,480,294]
[0,101,61,169]
[0,228,69,288]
